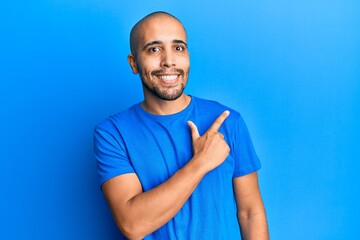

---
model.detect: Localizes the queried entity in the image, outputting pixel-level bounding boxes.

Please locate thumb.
[187,120,200,141]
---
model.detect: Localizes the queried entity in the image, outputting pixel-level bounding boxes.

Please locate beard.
[142,81,185,101]
[140,68,189,101]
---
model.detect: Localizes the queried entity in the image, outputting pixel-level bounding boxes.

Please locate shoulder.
[94,104,139,134]
[192,96,242,122]
[189,96,246,137]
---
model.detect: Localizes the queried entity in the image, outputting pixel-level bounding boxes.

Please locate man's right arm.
[102,110,230,240]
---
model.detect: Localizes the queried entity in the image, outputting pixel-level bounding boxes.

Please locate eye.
[175,45,184,51]
[148,47,160,53]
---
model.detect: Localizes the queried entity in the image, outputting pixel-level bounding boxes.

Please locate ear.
[127,54,138,74]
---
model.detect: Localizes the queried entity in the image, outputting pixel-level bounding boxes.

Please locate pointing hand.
[187,110,230,173]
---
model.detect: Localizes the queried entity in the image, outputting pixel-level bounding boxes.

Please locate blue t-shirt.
[94,96,261,239]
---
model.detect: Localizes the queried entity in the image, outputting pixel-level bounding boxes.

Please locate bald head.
[130,11,186,56]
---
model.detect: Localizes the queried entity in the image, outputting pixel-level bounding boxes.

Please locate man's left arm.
[233,172,269,240]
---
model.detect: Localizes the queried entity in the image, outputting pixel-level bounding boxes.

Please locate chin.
[157,91,184,101]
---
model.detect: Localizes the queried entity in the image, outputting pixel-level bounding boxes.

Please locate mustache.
[151,68,185,76]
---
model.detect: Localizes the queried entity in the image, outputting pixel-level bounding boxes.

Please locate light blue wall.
[1,1,359,239]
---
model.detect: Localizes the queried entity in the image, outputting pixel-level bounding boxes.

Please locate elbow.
[115,217,145,240]
[238,208,265,222]
[238,209,251,222]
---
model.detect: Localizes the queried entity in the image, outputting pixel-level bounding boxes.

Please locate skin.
[128,12,190,115]
[103,12,269,240]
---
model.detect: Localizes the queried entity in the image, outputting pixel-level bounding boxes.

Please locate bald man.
[94,11,269,240]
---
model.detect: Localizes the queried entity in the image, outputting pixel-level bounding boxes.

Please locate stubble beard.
[140,68,189,101]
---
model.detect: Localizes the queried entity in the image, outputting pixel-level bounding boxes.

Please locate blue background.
[1,0,359,239]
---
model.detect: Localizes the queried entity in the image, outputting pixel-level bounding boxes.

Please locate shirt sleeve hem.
[99,170,136,190]
[232,163,261,178]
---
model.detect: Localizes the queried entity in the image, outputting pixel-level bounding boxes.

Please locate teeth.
[159,75,178,81]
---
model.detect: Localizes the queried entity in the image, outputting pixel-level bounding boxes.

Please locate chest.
[121,118,235,191]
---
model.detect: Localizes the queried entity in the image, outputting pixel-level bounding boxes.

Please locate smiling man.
[94,11,269,240]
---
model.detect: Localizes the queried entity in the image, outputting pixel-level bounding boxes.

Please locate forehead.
[137,15,187,45]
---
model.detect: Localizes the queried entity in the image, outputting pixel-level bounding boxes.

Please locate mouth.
[158,74,179,81]
[155,74,181,85]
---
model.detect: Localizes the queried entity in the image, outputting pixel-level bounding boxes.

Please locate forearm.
[239,209,269,240]
[119,158,206,239]
[234,173,269,240]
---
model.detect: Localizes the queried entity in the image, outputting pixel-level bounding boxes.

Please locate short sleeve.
[232,113,261,178]
[93,121,135,189]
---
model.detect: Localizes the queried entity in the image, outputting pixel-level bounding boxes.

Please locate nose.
[160,49,175,68]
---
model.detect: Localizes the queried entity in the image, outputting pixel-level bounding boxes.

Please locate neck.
[141,94,191,115]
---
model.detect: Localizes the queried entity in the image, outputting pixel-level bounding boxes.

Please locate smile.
[158,75,179,81]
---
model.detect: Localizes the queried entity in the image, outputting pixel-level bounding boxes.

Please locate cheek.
[179,55,190,69]
[139,66,155,81]
[139,59,160,73]
[181,58,190,73]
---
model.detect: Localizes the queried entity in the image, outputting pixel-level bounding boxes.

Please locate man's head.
[128,11,190,101]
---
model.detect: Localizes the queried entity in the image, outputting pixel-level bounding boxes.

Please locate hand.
[187,110,230,173]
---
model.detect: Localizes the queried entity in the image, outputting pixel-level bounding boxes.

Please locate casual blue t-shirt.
[94,96,261,239]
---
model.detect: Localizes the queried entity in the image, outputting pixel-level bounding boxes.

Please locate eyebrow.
[142,39,188,51]
[173,39,188,47]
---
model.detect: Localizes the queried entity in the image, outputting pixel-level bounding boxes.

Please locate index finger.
[208,110,230,132]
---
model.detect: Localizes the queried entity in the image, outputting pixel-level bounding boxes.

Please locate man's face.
[129,15,190,101]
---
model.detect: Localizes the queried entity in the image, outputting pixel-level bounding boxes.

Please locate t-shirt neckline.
[135,95,195,121]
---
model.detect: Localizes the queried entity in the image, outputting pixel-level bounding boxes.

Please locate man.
[94,11,269,240]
